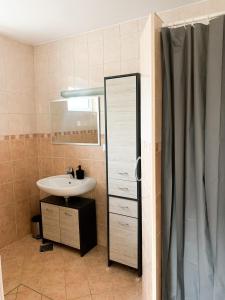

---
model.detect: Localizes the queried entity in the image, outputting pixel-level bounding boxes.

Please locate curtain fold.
[162,16,225,300]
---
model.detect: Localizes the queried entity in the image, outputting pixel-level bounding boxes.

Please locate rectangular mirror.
[50,97,100,145]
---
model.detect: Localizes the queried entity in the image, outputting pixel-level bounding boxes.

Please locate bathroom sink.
[36,175,96,198]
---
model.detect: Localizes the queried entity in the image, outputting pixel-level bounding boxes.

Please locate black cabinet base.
[41,238,97,257]
[40,196,97,257]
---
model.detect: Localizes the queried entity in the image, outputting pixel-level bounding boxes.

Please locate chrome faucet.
[66,166,75,179]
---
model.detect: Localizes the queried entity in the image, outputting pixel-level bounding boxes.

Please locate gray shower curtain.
[161,16,225,300]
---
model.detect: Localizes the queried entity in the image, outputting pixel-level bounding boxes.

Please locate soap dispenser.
[76,165,84,179]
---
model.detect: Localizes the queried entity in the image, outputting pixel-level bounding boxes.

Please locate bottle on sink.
[76,165,84,180]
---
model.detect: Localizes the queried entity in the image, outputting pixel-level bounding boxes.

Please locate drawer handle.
[118,187,129,191]
[119,206,129,210]
[46,209,53,213]
[64,212,72,217]
[118,172,128,176]
[119,222,129,227]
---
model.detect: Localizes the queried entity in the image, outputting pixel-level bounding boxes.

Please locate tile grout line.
[15,283,53,300]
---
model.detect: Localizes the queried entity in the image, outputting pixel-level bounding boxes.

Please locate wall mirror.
[50,97,100,145]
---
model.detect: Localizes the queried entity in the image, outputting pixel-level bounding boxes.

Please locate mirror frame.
[50,97,101,146]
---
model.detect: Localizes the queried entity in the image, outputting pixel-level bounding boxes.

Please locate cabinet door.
[60,207,80,249]
[106,76,137,160]
[105,76,137,112]
[105,75,137,199]
[41,203,60,242]
[109,213,137,268]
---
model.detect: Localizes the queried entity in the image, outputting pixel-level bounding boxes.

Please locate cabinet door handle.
[119,205,129,210]
[65,212,72,217]
[118,172,128,176]
[118,187,129,191]
[119,222,129,227]
[135,156,141,182]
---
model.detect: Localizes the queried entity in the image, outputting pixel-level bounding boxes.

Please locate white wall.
[158,0,225,25]
[140,14,155,300]
[140,13,162,300]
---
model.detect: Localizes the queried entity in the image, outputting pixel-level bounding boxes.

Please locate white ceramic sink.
[36,175,96,198]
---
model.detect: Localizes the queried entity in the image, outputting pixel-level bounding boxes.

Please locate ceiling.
[0,0,200,45]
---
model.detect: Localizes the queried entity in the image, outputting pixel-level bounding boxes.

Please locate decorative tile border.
[0,132,103,141]
[0,130,105,141]
[53,129,97,136]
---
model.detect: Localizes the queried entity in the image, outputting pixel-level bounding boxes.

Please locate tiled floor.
[1,235,142,299]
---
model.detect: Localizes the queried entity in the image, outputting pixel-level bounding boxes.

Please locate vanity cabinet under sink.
[41,196,97,256]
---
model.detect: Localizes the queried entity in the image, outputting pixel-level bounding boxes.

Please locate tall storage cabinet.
[104,73,142,276]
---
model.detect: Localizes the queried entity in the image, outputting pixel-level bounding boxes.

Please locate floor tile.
[1,235,142,299]
[16,289,42,300]
[5,294,17,300]
[41,283,66,300]
[66,280,91,299]
[91,293,114,300]
[6,287,17,295]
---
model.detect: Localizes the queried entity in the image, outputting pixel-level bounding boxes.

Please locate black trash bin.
[31,215,42,239]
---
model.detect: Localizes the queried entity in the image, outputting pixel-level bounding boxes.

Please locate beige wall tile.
[0,161,13,184]
[0,17,144,250]
[37,136,52,157]
[104,33,121,63]
[51,144,65,158]
[12,160,28,181]
[89,64,104,88]
[89,41,103,66]
[13,180,29,202]
[104,61,121,77]
[52,158,65,175]
[121,32,140,61]
[121,59,140,74]
[0,114,9,135]
[15,199,31,239]
[120,19,140,36]
[0,140,10,162]
[10,138,25,161]
[25,138,38,157]
[0,91,8,114]
[0,205,17,248]
[0,183,14,207]
[38,157,53,178]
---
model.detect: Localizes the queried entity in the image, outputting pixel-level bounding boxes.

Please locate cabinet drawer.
[43,224,60,243]
[108,179,137,199]
[60,228,80,249]
[109,213,137,268]
[110,213,137,232]
[60,207,79,230]
[109,197,137,218]
[108,161,136,181]
[110,249,137,269]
